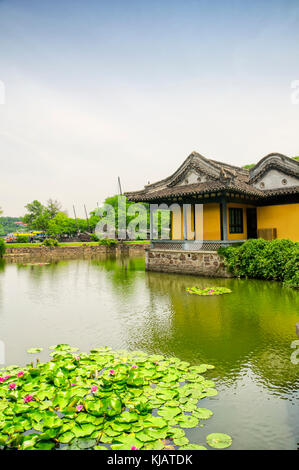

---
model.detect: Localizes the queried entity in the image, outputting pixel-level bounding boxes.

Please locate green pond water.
[0,255,298,450]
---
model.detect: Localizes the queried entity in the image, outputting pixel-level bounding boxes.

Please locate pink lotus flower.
[17,371,24,377]
[0,377,5,383]
[71,383,76,386]
[9,382,17,390]
[109,369,115,375]
[76,405,83,412]
[4,375,11,380]
[76,356,80,361]
[131,365,138,369]
[131,446,139,450]
[91,385,98,393]
[24,395,34,403]
[154,362,159,365]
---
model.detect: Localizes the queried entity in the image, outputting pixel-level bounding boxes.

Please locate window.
[229,208,243,234]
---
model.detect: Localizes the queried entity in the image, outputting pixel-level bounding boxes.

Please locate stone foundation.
[145,248,232,277]
[4,244,146,262]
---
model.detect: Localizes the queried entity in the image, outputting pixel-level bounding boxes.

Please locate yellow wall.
[257,204,299,241]
[226,202,254,241]
[171,206,183,240]
[171,202,256,241]
[170,202,299,242]
[203,203,221,240]
[171,203,221,240]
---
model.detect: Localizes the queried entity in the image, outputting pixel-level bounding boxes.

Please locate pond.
[0,254,298,450]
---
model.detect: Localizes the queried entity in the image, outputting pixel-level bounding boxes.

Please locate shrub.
[16,234,29,243]
[219,239,299,288]
[41,238,59,247]
[90,233,99,241]
[0,238,6,257]
[98,238,118,246]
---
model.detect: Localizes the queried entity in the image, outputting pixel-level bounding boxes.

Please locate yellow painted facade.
[226,202,254,241]
[257,204,299,241]
[202,203,221,240]
[170,202,299,242]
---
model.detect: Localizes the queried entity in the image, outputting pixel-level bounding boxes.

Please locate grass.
[6,240,150,248]
[123,240,150,244]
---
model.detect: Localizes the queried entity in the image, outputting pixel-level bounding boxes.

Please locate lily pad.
[0,345,225,451]
[186,287,232,296]
[176,414,199,428]
[179,444,207,450]
[173,436,189,446]
[157,406,182,420]
[206,433,232,449]
[193,408,213,419]
[26,348,43,354]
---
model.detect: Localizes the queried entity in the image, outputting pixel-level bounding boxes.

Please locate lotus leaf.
[206,433,232,449]
[186,286,232,296]
[0,345,229,451]
[26,348,43,354]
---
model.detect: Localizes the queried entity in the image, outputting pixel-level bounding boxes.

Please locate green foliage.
[98,238,118,246]
[23,200,96,237]
[219,239,299,287]
[0,345,227,450]
[93,195,170,239]
[47,213,78,237]
[41,238,59,247]
[0,238,6,257]
[242,163,255,169]
[90,233,99,242]
[0,217,23,236]
[186,286,232,296]
[23,200,46,229]
[16,235,29,243]
[242,156,298,170]
[93,195,148,238]
[23,200,65,232]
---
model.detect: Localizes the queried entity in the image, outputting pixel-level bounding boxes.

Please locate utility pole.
[84,204,90,231]
[118,177,123,196]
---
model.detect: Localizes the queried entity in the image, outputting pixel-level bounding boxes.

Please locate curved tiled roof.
[125,151,299,202]
[126,181,264,201]
[249,153,299,183]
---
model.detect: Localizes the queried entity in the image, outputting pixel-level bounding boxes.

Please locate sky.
[0,0,299,217]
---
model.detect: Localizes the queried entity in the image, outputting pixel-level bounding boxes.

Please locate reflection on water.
[0,254,298,450]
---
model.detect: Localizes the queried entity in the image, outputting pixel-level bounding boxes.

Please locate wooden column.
[183,204,187,240]
[221,198,228,241]
[150,206,154,241]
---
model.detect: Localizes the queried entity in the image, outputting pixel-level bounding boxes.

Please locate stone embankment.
[145,248,232,277]
[4,244,146,262]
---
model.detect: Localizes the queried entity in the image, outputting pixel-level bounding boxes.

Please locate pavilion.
[125,152,299,251]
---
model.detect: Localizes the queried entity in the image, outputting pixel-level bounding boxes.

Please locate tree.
[0,207,4,235]
[46,199,62,218]
[23,200,45,228]
[23,199,64,231]
[47,213,78,237]
[93,195,170,239]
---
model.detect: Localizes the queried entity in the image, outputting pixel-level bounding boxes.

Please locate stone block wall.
[145,249,232,277]
[4,244,146,262]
